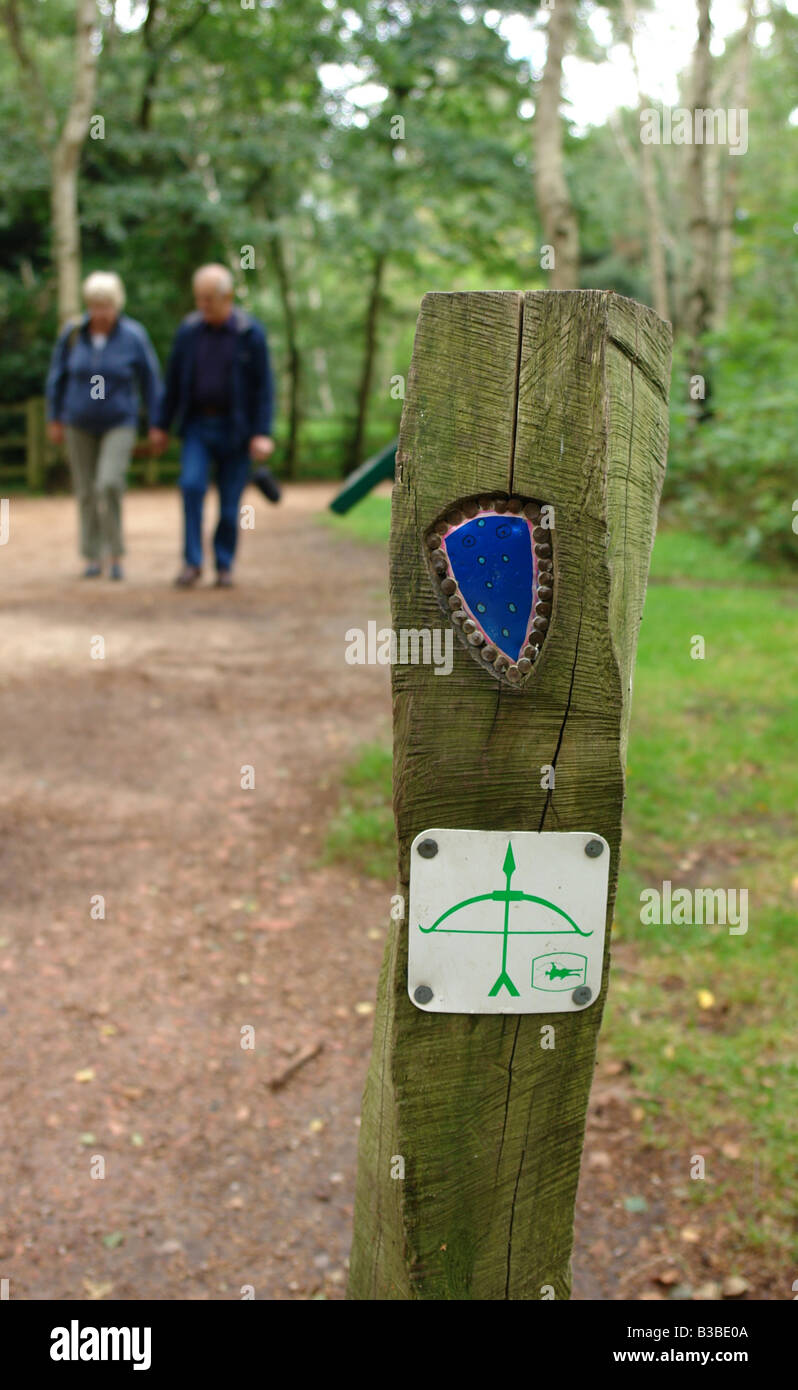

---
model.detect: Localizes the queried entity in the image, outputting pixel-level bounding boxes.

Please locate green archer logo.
[418,841,592,997]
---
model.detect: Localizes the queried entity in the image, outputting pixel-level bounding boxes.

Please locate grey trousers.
[65,424,136,560]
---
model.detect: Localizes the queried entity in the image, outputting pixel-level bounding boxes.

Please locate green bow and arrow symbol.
[418,841,592,997]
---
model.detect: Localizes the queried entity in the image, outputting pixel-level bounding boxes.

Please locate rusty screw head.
[414,985,434,1005]
[417,838,438,859]
[572,986,592,1006]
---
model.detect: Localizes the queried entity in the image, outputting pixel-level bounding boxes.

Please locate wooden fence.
[0,397,181,492]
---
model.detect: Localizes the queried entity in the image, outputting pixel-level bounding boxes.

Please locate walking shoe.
[215,569,234,588]
[251,465,281,504]
[174,565,202,587]
[110,562,124,581]
[83,563,102,578]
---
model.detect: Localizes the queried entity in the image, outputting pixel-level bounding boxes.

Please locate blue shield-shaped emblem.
[426,494,554,686]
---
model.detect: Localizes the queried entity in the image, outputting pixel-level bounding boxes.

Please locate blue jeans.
[179,416,251,571]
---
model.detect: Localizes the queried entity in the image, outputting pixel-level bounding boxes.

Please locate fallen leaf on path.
[722,1275,750,1298]
[82,1278,113,1300]
[694,1281,722,1300]
[604,1059,626,1076]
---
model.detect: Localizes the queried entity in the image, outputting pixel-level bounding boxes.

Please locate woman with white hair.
[45,271,162,579]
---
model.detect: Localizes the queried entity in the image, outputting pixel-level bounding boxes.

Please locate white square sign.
[408,829,610,1014]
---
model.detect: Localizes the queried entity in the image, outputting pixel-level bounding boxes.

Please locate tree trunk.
[252,178,304,480]
[534,0,579,291]
[344,251,386,475]
[138,0,159,131]
[622,0,669,321]
[266,227,301,479]
[685,0,714,398]
[52,0,98,326]
[713,0,755,329]
[137,1,210,131]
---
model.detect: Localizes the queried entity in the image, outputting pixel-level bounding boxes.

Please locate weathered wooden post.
[347,290,671,1300]
[25,397,46,492]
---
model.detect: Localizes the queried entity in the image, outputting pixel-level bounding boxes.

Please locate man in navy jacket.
[151,264,275,587]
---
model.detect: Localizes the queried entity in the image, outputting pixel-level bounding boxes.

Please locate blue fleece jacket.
[46,313,162,434]
[154,309,274,447]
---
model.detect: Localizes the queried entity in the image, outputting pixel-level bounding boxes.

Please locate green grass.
[317,493,393,546]
[321,742,395,879]
[648,521,791,587]
[322,500,798,1255]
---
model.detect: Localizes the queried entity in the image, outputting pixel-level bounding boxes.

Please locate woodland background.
[1,0,797,559]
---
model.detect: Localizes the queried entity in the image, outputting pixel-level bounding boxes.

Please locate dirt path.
[0,488,754,1302]
[1,486,396,1301]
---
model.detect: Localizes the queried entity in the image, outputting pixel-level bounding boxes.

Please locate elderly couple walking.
[45,264,279,586]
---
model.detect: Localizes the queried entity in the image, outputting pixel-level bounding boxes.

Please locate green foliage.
[318,491,393,541]
[322,740,394,879]
[661,11,798,566]
[2,0,798,544]
[666,317,798,566]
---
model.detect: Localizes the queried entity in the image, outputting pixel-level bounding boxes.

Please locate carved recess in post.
[424,493,555,688]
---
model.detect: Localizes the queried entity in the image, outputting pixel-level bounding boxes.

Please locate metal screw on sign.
[417,839,438,859]
[414,986,434,1005]
[585,839,604,858]
[572,986,592,1006]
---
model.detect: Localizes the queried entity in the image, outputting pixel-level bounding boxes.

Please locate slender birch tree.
[684,0,714,390]
[621,0,669,320]
[2,0,98,325]
[534,0,580,290]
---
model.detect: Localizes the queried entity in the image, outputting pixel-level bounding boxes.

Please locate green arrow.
[488,841,520,997]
